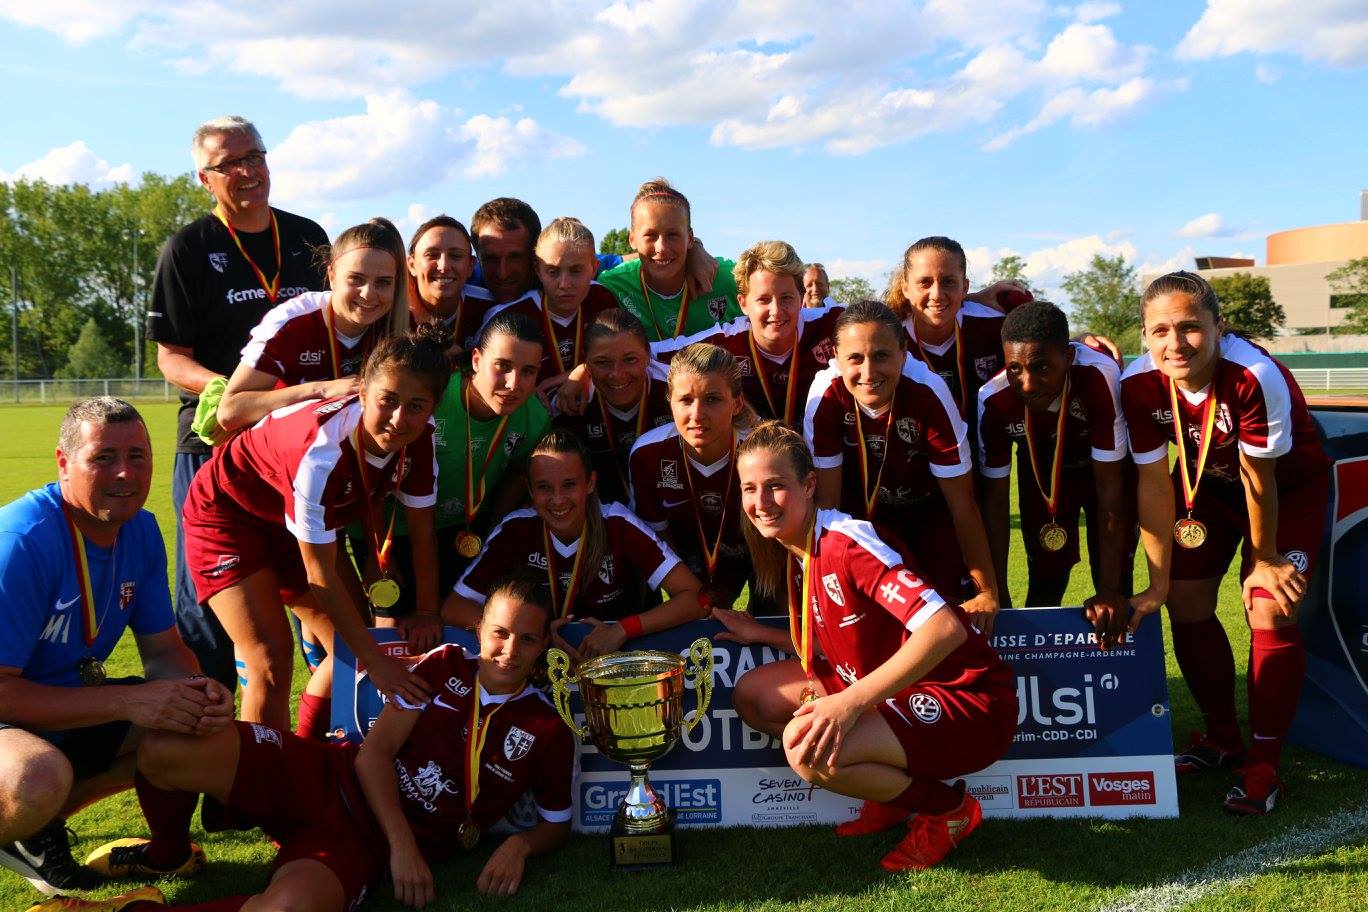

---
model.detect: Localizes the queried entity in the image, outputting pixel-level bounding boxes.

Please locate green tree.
[829,276,876,305]
[1208,273,1284,340]
[990,254,1037,298]
[600,227,632,255]
[1326,257,1368,333]
[59,318,127,378]
[1061,254,1142,354]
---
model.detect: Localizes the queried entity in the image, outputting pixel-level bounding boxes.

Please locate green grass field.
[2,402,1366,912]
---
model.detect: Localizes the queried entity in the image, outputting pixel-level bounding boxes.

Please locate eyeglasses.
[202,151,267,175]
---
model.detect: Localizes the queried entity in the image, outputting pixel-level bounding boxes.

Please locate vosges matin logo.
[580,779,721,827]
[1087,771,1157,806]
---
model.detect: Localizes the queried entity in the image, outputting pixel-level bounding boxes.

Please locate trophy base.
[608,811,677,870]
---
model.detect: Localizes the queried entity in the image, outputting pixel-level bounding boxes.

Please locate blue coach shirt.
[0,483,173,687]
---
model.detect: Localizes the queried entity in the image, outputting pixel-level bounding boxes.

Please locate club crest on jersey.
[598,554,615,585]
[811,338,835,364]
[736,357,753,377]
[659,460,683,490]
[975,355,998,381]
[504,432,524,456]
[909,692,942,723]
[1215,403,1233,435]
[119,582,136,610]
[822,573,845,607]
[895,417,919,444]
[504,726,536,761]
[700,491,723,514]
[706,296,729,321]
[208,252,228,273]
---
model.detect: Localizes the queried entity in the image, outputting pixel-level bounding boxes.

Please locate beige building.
[1145,194,1368,335]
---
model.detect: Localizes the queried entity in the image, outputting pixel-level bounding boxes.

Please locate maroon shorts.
[1169,470,1330,584]
[875,681,1018,780]
[220,721,384,907]
[182,482,310,605]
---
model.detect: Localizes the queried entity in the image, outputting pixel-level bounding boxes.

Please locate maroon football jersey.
[627,423,749,596]
[480,283,618,383]
[411,285,495,355]
[900,300,1006,424]
[553,360,672,506]
[793,510,1011,702]
[652,304,842,424]
[389,645,574,855]
[239,291,377,384]
[1120,334,1330,489]
[200,395,436,543]
[977,341,1127,481]
[454,502,682,620]
[803,352,969,518]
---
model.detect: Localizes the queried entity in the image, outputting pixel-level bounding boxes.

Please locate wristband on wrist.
[619,614,645,640]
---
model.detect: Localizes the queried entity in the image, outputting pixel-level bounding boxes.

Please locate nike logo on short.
[662,499,689,509]
[54,596,80,613]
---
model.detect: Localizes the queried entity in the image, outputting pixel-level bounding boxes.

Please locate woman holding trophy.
[84,573,574,910]
[717,421,1016,871]
[444,428,707,658]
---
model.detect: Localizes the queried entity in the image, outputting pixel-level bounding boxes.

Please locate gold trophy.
[547,639,714,869]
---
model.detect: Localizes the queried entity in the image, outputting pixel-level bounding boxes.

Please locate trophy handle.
[681,638,714,734]
[545,648,589,739]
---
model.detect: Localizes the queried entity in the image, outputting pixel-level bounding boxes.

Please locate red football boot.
[880,790,983,872]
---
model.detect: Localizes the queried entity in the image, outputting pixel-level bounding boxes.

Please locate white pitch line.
[1094,802,1368,912]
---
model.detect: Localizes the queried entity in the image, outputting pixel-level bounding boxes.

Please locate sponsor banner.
[333,607,1177,823]
[1288,407,1368,768]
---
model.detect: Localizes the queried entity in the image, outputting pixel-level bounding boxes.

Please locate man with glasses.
[146,116,329,691]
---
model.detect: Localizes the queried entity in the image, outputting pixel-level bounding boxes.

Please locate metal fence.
[2,378,177,403]
[1,368,1366,406]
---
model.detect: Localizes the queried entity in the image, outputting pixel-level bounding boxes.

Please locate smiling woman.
[215,218,410,434]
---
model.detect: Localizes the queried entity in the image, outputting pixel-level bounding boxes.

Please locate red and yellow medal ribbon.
[679,430,735,578]
[541,304,584,375]
[852,388,897,519]
[542,523,588,618]
[463,378,512,527]
[351,423,401,579]
[1023,376,1070,523]
[785,518,817,676]
[912,320,968,417]
[1168,377,1218,513]
[747,333,800,424]
[463,680,526,825]
[597,382,650,494]
[637,267,690,340]
[60,505,100,647]
[214,206,281,305]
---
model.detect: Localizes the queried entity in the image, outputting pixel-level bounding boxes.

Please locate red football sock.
[1170,616,1242,749]
[127,899,247,912]
[885,778,962,815]
[135,771,196,870]
[1247,625,1305,769]
[294,693,332,741]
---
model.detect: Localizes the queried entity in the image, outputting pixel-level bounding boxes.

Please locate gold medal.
[368,577,401,609]
[1174,516,1207,549]
[456,530,482,559]
[1039,522,1068,553]
[78,656,106,687]
[458,820,480,849]
[799,685,819,705]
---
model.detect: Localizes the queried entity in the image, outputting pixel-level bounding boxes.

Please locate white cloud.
[1255,63,1280,83]
[0,0,142,44]
[267,92,584,209]
[1177,0,1368,67]
[0,2,1172,157]
[0,140,135,186]
[1138,245,1198,277]
[1018,234,1139,288]
[1178,212,1226,238]
[1072,2,1122,23]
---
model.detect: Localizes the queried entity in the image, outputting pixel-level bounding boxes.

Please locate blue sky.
[1,1,1364,302]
